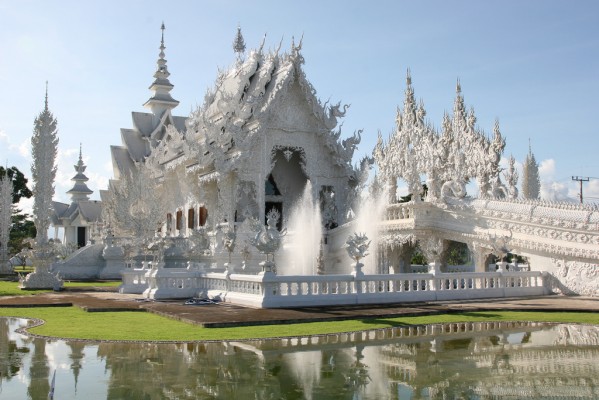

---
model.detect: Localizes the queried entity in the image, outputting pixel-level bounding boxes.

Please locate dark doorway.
[265,202,283,230]
[77,227,86,248]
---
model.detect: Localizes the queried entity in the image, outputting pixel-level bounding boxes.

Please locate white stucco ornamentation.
[22,87,63,290]
[374,74,506,203]
[552,259,599,297]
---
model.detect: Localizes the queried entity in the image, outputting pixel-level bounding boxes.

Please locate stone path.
[1,287,598,328]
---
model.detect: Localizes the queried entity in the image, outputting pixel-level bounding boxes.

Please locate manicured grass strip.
[0,280,120,296]
[0,307,597,342]
[0,281,51,296]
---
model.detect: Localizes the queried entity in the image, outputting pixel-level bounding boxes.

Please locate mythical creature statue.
[441,179,467,201]
[321,188,338,229]
[324,101,350,129]
[341,129,362,161]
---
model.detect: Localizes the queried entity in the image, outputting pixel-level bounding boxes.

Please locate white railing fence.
[121,267,551,308]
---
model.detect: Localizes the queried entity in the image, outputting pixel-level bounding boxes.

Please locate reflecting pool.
[1,317,599,399]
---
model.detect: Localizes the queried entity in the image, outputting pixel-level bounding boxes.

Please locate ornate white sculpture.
[522,142,541,199]
[103,165,166,242]
[503,154,519,199]
[221,223,236,274]
[374,73,505,204]
[418,235,446,274]
[346,232,370,276]
[249,209,285,274]
[21,86,63,290]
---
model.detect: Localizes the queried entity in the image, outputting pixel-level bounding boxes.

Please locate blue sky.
[1,0,598,209]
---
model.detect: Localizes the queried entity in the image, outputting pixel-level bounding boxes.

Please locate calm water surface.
[1,317,599,399]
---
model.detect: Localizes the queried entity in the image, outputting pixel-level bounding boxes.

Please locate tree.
[0,167,33,203]
[522,143,540,199]
[9,213,36,255]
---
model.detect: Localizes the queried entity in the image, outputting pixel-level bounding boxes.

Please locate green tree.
[0,167,33,203]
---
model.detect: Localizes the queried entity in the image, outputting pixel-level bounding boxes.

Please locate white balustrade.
[119,267,150,294]
[121,264,550,307]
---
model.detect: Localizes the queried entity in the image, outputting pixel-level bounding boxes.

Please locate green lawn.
[0,280,121,296]
[0,306,597,342]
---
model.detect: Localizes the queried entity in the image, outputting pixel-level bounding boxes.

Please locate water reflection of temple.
[1,317,599,399]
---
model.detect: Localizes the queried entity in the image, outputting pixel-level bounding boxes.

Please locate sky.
[1,0,598,212]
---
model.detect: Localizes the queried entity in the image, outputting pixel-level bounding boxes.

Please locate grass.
[0,280,121,296]
[0,307,597,342]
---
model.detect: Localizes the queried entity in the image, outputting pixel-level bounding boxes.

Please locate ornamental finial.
[44,81,49,111]
[406,68,412,86]
[456,78,461,94]
[233,24,246,58]
[528,138,532,155]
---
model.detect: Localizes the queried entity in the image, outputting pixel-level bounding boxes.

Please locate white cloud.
[539,158,556,181]
[538,158,578,203]
[18,138,31,159]
[541,180,572,202]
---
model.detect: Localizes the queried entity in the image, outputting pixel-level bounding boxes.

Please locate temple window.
[199,206,208,227]
[188,208,195,229]
[176,210,183,231]
[166,213,172,232]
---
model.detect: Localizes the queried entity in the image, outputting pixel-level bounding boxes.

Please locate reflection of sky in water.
[1,317,599,399]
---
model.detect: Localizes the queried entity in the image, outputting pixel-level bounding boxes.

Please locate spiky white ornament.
[31,86,58,245]
[522,142,540,199]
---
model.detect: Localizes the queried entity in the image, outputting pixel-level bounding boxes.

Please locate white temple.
[51,145,102,248]
[50,25,599,303]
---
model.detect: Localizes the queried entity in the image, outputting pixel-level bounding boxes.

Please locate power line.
[572,176,590,203]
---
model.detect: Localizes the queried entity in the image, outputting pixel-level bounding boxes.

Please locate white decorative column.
[21,85,63,290]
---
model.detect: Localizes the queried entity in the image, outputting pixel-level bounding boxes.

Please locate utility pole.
[572,176,590,203]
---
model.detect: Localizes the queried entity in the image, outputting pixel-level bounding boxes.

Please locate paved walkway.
[1,287,598,328]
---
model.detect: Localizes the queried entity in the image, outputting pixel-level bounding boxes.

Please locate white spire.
[143,22,179,116]
[67,143,93,202]
[522,139,540,199]
[233,24,246,61]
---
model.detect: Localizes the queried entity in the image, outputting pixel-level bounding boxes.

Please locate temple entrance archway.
[266,147,308,229]
[77,226,86,248]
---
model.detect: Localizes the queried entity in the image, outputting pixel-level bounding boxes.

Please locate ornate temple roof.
[110,24,187,179]
[150,30,357,177]
[52,145,102,227]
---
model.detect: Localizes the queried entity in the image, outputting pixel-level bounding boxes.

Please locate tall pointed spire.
[31,83,59,245]
[233,24,246,61]
[44,81,49,111]
[522,139,540,199]
[143,22,179,116]
[67,144,93,202]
